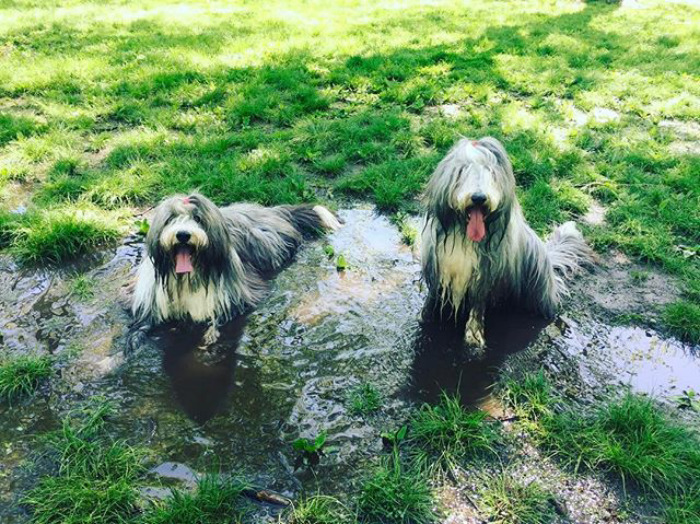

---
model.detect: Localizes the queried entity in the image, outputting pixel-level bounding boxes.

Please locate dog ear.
[476,137,513,175]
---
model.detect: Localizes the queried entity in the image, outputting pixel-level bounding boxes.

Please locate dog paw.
[464,325,486,350]
[313,205,342,231]
[202,325,220,346]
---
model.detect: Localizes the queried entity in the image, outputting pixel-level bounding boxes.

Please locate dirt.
[0,206,698,523]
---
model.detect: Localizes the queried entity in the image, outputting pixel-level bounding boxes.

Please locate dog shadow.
[409,307,550,405]
[150,315,249,423]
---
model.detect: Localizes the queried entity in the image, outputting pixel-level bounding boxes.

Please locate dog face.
[146,193,231,281]
[423,137,515,243]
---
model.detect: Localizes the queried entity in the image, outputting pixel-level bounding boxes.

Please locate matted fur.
[128,193,340,350]
[421,137,592,350]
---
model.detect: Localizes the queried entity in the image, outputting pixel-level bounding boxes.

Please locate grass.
[287,495,356,524]
[357,451,436,524]
[142,475,252,524]
[0,1,696,323]
[663,301,700,345]
[409,391,499,470]
[23,402,145,524]
[479,474,557,524]
[502,372,700,523]
[0,354,51,403]
[347,383,382,416]
[69,274,96,300]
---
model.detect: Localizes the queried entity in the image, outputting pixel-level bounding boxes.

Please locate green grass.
[357,451,436,524]
[409,391,499,470]
[10,207,122,264]
[142,475,252,524]
[0,354,51,402]
[502,372,700,523]
[348,383,383,416]
[69,274,96,300]
[663,301,700,345]
[479,474,557,524]
[0,1,697,316]
[287,495,356,524]
[24,402,145,524]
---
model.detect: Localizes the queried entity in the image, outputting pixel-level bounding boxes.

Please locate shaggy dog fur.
[421,137,592,352]
[128,193,340,350]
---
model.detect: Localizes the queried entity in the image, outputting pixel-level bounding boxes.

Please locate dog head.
[146,193,231,282]
[423,137,515,243]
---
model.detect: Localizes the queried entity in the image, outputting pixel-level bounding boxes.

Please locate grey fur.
[128,193,333,351]
[421,137,592,350]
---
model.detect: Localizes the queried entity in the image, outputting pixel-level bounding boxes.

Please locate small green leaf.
[336,254,348,271]
[314,431,327,449]
[324,245,335,258]
[396,425,408,442]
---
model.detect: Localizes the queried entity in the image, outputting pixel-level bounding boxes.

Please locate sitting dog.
[420,137,591,352]
[128,193,340,350]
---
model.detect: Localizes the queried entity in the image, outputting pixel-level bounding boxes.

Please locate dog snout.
[471,192,487,206]
[176,231,191,244]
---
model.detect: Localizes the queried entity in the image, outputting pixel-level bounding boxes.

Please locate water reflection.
[410,307,550,404]
[153,316,248,423]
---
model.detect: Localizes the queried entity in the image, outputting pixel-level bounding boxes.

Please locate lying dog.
[128,193,340,350]
[421,137,591,352]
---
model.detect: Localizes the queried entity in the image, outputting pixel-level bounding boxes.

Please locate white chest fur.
[436,233,479,311]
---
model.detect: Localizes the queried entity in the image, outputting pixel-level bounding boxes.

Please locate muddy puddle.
[1,206,698,523]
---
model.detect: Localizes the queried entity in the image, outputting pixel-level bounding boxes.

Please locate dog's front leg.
[464,306,486,351]
[202,318,221,346]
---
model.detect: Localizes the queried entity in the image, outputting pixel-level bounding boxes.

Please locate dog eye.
[193,215,201,223]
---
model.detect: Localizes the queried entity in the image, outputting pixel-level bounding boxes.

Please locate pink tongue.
[175,248,193,274]
[467,208,486,242]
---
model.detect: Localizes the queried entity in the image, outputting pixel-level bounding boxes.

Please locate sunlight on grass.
[0,0,698,332]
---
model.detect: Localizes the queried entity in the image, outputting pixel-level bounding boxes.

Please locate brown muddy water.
[0,207,698,523]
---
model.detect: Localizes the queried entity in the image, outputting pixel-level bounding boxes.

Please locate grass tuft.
[348,383,382,416]
[13,208,121,264]
[23,402,145,524]
[663,301,700,345]
[287,495,356,524]
[0,354,51,403]
[69,274,96,301]
[409,392,499,469]
[358,451,436,524]
[479,474,557,524]
[142,475,251,524]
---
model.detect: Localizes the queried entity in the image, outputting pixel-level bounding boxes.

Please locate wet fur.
[128,193,339,351]
[421,137,592,352]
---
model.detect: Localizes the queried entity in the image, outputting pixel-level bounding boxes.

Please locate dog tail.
[285,205,342,236]
[545,221,593,283]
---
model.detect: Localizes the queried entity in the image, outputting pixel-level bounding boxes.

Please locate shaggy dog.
[128,193,340,350]
[421,137,591,352]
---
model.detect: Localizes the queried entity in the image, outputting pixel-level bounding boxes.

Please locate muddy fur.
[421,137,592,352]
[128,193,340,351]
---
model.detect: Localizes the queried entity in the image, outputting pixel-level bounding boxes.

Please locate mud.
[0,206,698,523]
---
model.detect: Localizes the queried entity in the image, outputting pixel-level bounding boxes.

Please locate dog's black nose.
[176,231,191,243]
[471,193,487,205]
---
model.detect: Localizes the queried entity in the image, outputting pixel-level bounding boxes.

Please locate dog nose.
[471,193,487,206]
[176,231,191,243]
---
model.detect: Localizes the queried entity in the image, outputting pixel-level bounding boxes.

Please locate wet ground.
[0,207,698,523]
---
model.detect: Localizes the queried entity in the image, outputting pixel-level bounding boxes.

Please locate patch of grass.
[348,383,382,416]
[23,402,145,524]
[663,301,700,345]
[409,391,499,470]
[287,495,356,524]
[479,474,557,524]
[357,451,436,524]
[69,274,95,301]
[500,371,554,421]
[0,354,51,403]
[142,475,251,524]
[503,373,700,523]
[12,208,121,264]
